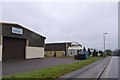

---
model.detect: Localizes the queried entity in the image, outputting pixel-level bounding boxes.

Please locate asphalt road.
[101,56,119,79]
[60,56,111,79]
[2,57,78,76]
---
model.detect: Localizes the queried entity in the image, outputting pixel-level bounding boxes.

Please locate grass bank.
[3,57,103,79]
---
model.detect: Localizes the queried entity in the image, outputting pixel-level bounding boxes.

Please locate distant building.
[67,42,83,56]
[45,42,83,57]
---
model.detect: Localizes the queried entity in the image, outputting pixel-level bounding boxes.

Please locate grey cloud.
[2,2,118,50]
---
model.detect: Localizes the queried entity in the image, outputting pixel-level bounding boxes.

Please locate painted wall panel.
[0,45,2,61]
[45,51,54,57]
[56,51,64,57]
[45,51,64,57]
[26,46,44,59]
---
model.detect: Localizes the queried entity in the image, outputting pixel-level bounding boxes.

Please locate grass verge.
[3,57,103,79]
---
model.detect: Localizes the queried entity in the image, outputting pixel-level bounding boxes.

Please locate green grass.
[3,57,103,79]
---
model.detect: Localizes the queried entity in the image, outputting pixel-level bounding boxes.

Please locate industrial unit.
[0,22,46,61]
[45,42,83,57]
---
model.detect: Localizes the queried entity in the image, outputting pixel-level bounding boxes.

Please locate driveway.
[2,57,78,76]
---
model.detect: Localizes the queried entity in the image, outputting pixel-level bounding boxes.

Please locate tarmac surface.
[101,56,119,79]
[2,57,78,76]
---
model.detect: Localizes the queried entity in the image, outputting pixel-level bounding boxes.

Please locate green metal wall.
[1,23,46,47]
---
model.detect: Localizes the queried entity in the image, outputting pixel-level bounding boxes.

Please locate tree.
[88,48,91,56]
[105,49,112,56]
[99,50,103,57]
[118,49,120,56]
[93,50,96,57]
[96,51,98,57]
[113,49,120,56]
[83,47,86,51]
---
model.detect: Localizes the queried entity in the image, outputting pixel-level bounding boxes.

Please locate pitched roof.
[0,21,46,39]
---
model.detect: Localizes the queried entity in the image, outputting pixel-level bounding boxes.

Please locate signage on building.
[12,27,23,35]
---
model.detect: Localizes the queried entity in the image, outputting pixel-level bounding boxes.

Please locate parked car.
[74,51,89,60]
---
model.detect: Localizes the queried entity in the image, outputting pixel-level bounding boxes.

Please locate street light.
[103,33,108,53]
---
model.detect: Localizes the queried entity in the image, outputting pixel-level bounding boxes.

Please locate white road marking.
[106,57,112,78]
[106,56,118,78]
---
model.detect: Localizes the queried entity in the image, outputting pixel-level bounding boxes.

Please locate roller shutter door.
[3,37,26,61]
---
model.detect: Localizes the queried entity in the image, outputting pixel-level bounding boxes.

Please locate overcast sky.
[0,1,118,50]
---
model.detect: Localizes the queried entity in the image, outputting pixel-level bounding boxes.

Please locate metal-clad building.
[45,42,70,57]
[0,22,46,61]
[45,42,82,57]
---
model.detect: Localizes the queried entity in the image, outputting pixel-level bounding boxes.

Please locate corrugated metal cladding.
[45,43,71,57]
[45,43,67,51]
[2,23,46,47]
[0,22,46,61]
[45,43,71,51]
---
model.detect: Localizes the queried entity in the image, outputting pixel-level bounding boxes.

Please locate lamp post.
[103,33,107,53]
